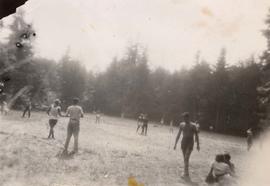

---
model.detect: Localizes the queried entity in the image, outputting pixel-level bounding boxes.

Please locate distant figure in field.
[141,114,149,136]
[63,98,84,155]
[136,113,144,133]
[174,112,200,181]
[169,120,174,133]
[160,117,165,125]
[249,125,265,150]
[95,111,101,124]
[1,101,8,115]
[22,100,32,118]
[195,120,200,133]
[47,99,63,139]
[246,128,253,151]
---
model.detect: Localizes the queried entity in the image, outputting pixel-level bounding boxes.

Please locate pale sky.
[3,0,270,71]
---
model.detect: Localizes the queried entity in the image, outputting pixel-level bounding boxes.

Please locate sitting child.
[206,154,235,185]
[223,153,235,176]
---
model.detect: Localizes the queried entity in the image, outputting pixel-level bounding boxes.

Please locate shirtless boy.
[174,112,200,180]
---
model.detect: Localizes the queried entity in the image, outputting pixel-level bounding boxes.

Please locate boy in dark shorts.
[22,100,32,118]
[174,112,200,180]
[136,113,144,133]
[63,98,84,155]
[141,114,149,136]
[47,99,62,139]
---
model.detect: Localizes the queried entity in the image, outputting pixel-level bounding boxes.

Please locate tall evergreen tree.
[212,48,230,132]
[58,53,87,107]
[257,8,270,131]
[0,11,40,108]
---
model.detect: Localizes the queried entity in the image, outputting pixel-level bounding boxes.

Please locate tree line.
[1,9,270,136]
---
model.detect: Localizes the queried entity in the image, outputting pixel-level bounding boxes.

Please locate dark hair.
[215,154,224,163]
[182,112,190,118]
[73,98,79,104]
[54,99,60,105]
[224,153,231,161]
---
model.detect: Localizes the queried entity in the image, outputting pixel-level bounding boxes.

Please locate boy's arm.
[57,107,64,117]
[174,126,182,150]
[195,127,200,151]
[65,107,70,117]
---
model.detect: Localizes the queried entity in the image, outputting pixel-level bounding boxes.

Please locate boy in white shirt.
[63,98,84,155]
[47,99,62,139]
[212,154,234,186]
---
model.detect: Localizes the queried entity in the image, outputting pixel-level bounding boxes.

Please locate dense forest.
[1,9,270,136]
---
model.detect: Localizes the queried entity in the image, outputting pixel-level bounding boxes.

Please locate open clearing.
[0,111,248,186]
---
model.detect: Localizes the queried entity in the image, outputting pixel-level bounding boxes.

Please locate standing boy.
[95,110,101,124]
[174,112,200,181]
[47,99,63,139]
[141,114,149,136]
[63,98,84,155]
[22,100,32,118]
[136,113,144,133]
[169,120,174,133]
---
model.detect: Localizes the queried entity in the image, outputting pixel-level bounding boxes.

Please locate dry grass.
[0,111,248,186]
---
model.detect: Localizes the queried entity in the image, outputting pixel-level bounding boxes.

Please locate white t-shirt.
[212,162,235,185]
[49,105,61,119]
[247,129,253,136]
[66,105,84,120]
[212,162,231,177]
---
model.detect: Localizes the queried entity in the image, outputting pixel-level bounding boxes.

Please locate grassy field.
[0,111,249,186]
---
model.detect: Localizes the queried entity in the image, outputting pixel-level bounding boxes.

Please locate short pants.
[67,119,80,136]
[49,119,58,128]
[181,138,194,152]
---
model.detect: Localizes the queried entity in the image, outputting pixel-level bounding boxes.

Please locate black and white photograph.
[1,0,270,185]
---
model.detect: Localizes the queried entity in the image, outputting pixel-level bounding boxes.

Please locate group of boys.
[47,98,84,155]
[246,125,267,151]
[45,100,235,183]
[174,113,238,184]
[206,153,235,185]
[136,113,149,135]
